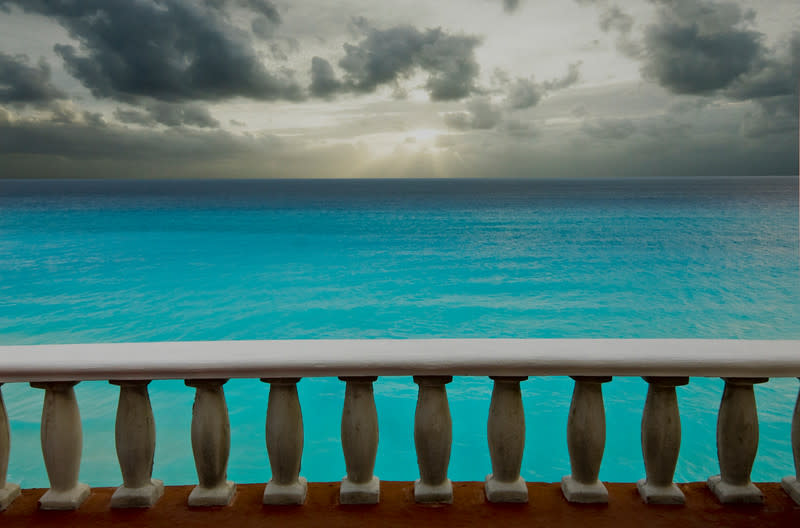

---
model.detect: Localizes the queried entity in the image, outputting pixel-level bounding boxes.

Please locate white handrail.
[0,339,798,382]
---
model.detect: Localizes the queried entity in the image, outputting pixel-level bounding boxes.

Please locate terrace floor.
[3,482,799,528]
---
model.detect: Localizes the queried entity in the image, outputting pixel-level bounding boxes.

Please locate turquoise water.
[0,177,798,488]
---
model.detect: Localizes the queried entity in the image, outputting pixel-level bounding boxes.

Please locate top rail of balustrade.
[0,339,799,383]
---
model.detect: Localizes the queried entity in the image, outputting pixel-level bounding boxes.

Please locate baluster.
[708,377,767,504]
[109,380,164,508]
[30,381,90,510]
[781,378,800,504]
[262,378,306,505]
[339,376,380,504]
[0,384,20,511]
[413,375,453,503]
[561,376,611,503]
[185,379,235,506]
[637,376,688,504]
[485,376,528,503]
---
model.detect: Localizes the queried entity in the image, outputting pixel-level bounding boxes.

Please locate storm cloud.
[115,102,219,128]
[309,57,343,99]
[0,0,796,180]
[1,0,303,103]
[504,62,582,110]
[640,0,763,94]
[505,78,543,110]
[313,24,482,101]
[0,52,64,106]
[577,0,798,139]
[598,6,633,34]
[725,31,800,109]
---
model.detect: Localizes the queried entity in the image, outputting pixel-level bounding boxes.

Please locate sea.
[0,176,798,489]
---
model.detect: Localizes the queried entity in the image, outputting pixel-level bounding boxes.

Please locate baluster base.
[781,476,800,505]
[414,478,453,504]
[111,478,164,508]
[0,482,20,511]
[188,480,235,507]
[485,474,528,503]
[263,477,307,505]
[561,475,608,503]
[636,478,685,504]
[38,482,90,510]
[708,475,763,504]
[340,476,379,504]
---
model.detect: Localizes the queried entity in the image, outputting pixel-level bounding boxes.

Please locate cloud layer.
[311,24,482,101]
[0,52,64,105]
[2,0,303,103]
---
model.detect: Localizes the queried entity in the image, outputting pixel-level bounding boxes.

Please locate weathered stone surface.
[485,377,528,503]
[111,479,164,508]
[638,377,688,505]
[185,379,234,507]
[340,475,380,505]
[413,376,453,504]
[709,377,767,505]
[30,382,90,511]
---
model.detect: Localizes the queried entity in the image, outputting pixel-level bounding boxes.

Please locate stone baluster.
[413,375,453,503]
[262,378,307,505]
[30,381,90,510]
[0,384,20,511]
[781,378,800,504]
[708,377,767,504]
[561,376,611,503]
[339,376,380,504]
[109,380,164,508]
[185,379,235,506]
[485,376,528,503]
[637,376,688,504]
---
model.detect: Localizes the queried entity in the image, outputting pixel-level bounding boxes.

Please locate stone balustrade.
[0,339,798,512]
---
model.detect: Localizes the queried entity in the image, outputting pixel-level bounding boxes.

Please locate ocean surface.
[0,176,798,488]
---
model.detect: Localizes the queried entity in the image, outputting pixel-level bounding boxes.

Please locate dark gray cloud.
[505,78,543,109]
[635,1,797,139]
[739,103,797,138]
[146,102,219,128]
[315,24,482,101]
[724,31,799,103]
[577,0,797,139]
[0,117,249,161]
[114,108,156,127]
[541,62,582,90]
[115,102,219,128]
[599,6,633,34]
[310,57,343,99]
[1,0,302,103]
[581,3,642,57]
[443,97,502,130]
[204,0,280,18]
[252,16,280,39]
[48,101,107,127]
[503,0,522,13]
[243,0,281,21]
[245,0,282,40]
[582,117,636,139]
[640,0,763,94]
[0,52,65,106]
[503,62,582,110]
[0,114,368,179]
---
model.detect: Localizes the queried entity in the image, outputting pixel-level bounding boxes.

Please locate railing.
[0,339,799,511]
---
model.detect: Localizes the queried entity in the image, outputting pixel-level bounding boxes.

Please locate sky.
[0,0,797,179]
